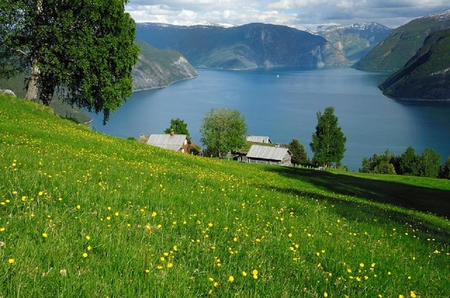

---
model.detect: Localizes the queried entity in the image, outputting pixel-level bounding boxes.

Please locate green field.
[1,93,449,297]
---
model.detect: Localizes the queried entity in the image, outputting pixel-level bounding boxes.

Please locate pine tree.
[310,107,346,168]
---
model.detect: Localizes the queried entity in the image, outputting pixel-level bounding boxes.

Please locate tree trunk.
[39,75,55,106]
[25,63,40,100]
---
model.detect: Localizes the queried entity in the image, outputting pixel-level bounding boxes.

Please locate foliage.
[399,146,419,175]
[310,106,347,167]
[360,149,397,174]
[288,138,308,166]
[440,156,450,179]
[200,108,247,158]
[1,94,450,297]
[0,0,140,123]
[418,147,442,178]
[164,118,191,139]
[361,147,445,179]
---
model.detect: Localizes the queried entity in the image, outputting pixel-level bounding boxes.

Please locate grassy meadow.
[1,94,449,297]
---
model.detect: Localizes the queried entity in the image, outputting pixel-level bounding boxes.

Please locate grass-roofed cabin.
[246,145,292,166]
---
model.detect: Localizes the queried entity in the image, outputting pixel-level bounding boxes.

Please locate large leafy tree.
[0,0,140,123]
[288,138,308,166]
[200,108,247,158]
[310,106,346,167]
[164,118,190,140]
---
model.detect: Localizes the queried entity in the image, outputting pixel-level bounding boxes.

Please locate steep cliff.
[379,29,450,100]
[353,10,450,72]
[132,40,198,91]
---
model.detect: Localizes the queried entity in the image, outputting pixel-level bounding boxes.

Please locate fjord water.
[89,68,450,171]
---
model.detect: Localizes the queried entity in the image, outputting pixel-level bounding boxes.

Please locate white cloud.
[126,1,450,28]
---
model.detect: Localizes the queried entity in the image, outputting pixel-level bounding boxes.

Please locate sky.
[125,1,450,29]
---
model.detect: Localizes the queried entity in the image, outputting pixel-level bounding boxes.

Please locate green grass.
[1,94,449,297]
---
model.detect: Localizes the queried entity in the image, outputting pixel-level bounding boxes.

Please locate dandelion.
[8,258,15,264]
[151,212,157,217]
[42,233,48,238]
[410,291,417,298]
[324,292,328,297]
[242,271,247,277]
[167,263,174,268]
[38,191,44,196]
[399,295,405,298]
[360,263,364,268]
[82,252,88,258]
[228,275,234,282]
[86,235,91,240]
[252,269,258,279]
[214,282,219,288]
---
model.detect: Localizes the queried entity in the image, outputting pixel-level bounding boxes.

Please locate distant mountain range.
[135,23,349,70]
[353,10,450,72]
[306,22,392,62]
[379,29,450,100]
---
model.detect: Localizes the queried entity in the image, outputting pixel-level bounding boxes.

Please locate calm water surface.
[89,68,450,171]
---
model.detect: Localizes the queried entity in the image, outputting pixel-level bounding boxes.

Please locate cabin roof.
[246,145,291,161]
[246,136,272,143]
[147,134,187,151]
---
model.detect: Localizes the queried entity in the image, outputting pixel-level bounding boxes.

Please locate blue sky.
[125,0,450,29]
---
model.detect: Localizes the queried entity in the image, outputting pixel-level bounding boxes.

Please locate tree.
[164,118,190,139]
[399,146,419,175]
[439,156,450,179]
[200,108,247,158]
[0,0,140,123]
[288,139,308,166]
[418,147,441,178]
[359,149,396,174]
[310,106,346,167]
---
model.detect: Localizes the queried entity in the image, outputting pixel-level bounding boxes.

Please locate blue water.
[89,68,450,171]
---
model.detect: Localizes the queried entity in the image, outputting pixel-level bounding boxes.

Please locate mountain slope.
[136,23,349,70]
[353,10,450,72]
[308,22,391,62]
[132,39,198,91]
[379,29,450,100]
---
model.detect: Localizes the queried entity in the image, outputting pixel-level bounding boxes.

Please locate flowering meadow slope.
[1,94,449,297]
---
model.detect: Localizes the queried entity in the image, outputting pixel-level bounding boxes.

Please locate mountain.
[135,23,349,70]
[132,39,198,91]
[307,22,392,62]
[353,10,450,72]
[379,29,450,100]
